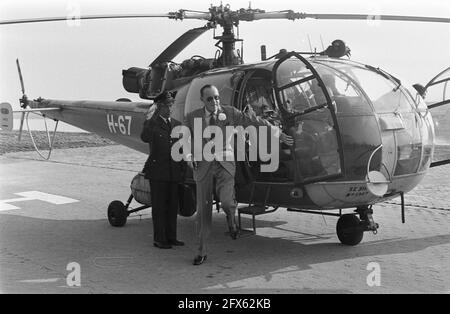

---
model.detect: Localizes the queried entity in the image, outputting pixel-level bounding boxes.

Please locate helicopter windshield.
[315,59,434,176]
[314,60,414,113]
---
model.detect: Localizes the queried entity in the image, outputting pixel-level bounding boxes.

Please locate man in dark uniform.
[141,91,185,249]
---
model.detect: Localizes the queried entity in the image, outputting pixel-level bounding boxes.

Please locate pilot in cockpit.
[309,75,340,106]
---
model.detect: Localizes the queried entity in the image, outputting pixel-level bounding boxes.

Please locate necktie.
[210,113,217,124]
[207,113,217,155]
[209,113,216,139]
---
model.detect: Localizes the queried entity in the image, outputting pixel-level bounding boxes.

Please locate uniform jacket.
[141,116,184,182]
[184,105,277,182]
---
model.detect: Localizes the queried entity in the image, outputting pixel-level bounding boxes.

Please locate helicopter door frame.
[423,67,450,167]
[425,67,450,109]
[272,51,345,184]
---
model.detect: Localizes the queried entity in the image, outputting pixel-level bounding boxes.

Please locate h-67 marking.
[107,114,132,135]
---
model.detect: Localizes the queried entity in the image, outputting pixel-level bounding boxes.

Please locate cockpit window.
[276,58,311,87]
[280,79,327,113]
[338,66,413,113]
[277,60,374,116]
[313,64,373,115]
[314,60,417,114]
[275,59,328,113]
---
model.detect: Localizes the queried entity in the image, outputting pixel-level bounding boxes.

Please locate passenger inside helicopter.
[238,76,292,182]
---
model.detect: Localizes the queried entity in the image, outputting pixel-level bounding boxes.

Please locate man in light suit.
[184,84,293,265]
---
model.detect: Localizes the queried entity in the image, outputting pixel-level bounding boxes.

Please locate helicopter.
[1,4,449,246]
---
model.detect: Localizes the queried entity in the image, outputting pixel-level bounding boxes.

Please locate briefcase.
[178,184,196,217]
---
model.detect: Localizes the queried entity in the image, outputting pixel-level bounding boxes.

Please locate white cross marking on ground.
[0,191,79,212]
[19,278,60,283]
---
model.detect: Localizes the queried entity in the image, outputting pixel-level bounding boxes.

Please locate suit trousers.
[150,180,179,244]
[195,161,237,256]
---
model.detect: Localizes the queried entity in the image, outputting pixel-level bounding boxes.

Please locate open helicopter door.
[272,52,345,184]
[421,67,450,167]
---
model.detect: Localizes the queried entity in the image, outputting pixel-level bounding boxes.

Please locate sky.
[1,0,449,111]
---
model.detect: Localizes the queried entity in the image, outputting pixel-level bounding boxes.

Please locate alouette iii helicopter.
[1,4,449,246]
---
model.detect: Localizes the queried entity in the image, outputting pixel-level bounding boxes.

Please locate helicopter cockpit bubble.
[313,59,440,180]
[274,56,413,183]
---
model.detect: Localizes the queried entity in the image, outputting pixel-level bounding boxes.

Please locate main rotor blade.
[301,13,450,23]
[431,159,450,167]
[0,14,174,25]
[16,59,25,95]
[150,25,211,66]
[246,11,450,23]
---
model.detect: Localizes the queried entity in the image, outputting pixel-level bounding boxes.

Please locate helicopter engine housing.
[122,67,150,97]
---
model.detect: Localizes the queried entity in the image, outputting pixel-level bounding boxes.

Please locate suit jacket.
[184,105,277,182]
[141,116,184,182]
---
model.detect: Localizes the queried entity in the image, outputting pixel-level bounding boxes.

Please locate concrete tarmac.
[1,146,449,293]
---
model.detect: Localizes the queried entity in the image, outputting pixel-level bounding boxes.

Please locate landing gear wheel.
[108,200,128,227]
[336,214,364,246]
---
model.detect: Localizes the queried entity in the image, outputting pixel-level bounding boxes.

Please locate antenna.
[260,45,267,61]
[307,34,313,53]
[320,35,325,50]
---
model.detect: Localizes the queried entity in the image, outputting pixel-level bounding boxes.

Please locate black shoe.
[168,240,185,246]
[193,255,207,265]
[153,241,172,249]
[228,224,239,240]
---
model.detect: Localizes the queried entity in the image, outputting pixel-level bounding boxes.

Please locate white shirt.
[204,107,218,126]
[159,115,171,124]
